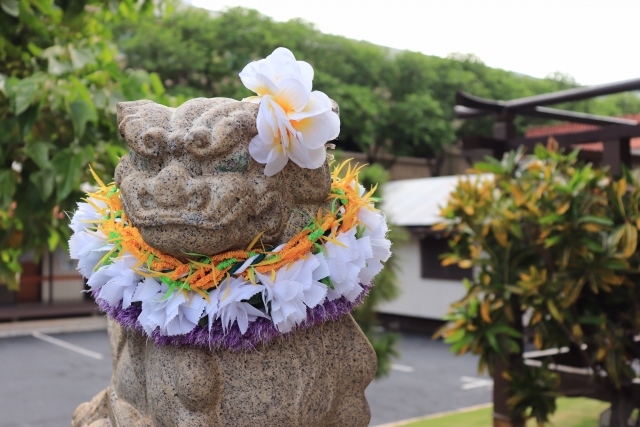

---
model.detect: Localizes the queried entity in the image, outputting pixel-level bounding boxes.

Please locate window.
[420,236,472,281]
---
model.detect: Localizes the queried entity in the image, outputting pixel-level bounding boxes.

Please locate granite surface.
[114,98,332,259]
[71,314,377,427]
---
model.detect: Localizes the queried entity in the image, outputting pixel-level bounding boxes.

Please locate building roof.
[525,113,640,152]
[381,175,490,227]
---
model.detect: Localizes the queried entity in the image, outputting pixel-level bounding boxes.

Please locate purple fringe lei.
[92,283,371,352]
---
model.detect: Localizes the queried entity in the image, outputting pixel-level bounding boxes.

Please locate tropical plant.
[0,0,177,289]
[435,141,640,426]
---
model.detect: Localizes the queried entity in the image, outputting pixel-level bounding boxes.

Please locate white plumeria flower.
[204,276,268,334]
[134,278,207,336]
[69,199,105,233]
[68,229,113,279]
[88,254,142,309]
[257,255,328,333]
[322,227,368,302]
[239,47,340,176]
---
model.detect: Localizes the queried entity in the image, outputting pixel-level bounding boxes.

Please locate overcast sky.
[190,0,640,86]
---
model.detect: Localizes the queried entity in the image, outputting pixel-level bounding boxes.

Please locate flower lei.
[69,161,391,347]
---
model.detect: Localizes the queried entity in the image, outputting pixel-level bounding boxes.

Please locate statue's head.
[114,98,331,259]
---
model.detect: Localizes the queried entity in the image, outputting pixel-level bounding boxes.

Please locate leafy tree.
[436,142,640,426]
[0,0,177,289]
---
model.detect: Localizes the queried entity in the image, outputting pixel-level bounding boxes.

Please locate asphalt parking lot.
[0,327,491,427]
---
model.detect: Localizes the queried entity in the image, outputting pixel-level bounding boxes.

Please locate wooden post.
[602,137,631,175]
[492,114,516,160]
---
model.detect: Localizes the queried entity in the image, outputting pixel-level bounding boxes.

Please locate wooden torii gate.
[456,77,640,175]
[455,78,640,427]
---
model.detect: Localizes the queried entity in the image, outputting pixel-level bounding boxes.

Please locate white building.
[377,175,484,320]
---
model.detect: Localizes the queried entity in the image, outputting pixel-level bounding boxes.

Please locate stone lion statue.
[72,98,377,427]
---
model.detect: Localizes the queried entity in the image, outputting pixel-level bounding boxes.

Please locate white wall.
[41,247,85,302]
[377,234,467,319]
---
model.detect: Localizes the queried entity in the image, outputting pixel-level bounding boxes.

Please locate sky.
[189,0,640,86]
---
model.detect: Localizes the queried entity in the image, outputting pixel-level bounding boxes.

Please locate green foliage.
[435,143,640,424]
[0,0,179,288]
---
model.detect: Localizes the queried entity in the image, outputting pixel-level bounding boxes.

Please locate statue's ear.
[117,100,172,159]
[116,100,155,128]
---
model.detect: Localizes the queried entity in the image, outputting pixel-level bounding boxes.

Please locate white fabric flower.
[68,229,113,279]
[88,254,142,309]
[134,278,207,336]
[69,199,105,233]
[205,276,267,334]
[356,207,392,285]
[240,47,340,176]
[322,227,368,302]
[257,255,328,333]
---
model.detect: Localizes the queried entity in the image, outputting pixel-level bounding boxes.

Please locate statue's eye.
[136,127,167,158]
[185,116,244,159]
[217,152,249,173]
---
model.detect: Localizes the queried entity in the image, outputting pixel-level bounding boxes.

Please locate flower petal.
[254,72,278,97]
[312,253,330,281]
[264,145,289,176]
[305,146,327,169]
[276,78,310,113]
[239,62,264,93]
[297,61,314,92]
[266,47,296,70]
[287,91,331,121]
[286,134,311,168]
[265,48,299,81]
[292,109,340,149]
[248,135,273,164]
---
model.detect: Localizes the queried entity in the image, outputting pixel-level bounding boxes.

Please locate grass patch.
[398,398,609,427]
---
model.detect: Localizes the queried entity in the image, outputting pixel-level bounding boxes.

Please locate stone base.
[72,314,376,427]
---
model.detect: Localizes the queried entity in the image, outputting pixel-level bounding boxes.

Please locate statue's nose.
[153,162,189,208]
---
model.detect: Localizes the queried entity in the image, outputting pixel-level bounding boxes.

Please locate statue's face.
[114,98,331,259]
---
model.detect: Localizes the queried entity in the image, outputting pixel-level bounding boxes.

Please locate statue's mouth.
[119,171,258,231]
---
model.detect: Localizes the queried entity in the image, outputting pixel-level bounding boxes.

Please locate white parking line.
[31,331,104,360]
[460,376,493,390]
[391,364,415,373]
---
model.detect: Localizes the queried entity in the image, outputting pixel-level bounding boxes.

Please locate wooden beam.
[456,77,640,113]
[505,77,640,110]
[519,107,638,127]
[456,91,505,113]
[454,105,491,118]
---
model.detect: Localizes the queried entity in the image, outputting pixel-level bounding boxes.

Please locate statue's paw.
[71,389,109,427]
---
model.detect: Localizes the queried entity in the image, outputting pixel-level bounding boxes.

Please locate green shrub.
[436,142,640,424]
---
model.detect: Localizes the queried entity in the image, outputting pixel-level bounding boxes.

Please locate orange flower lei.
[84,161,378,300]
